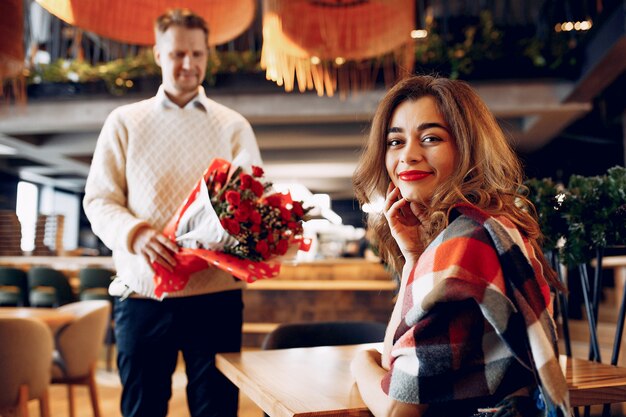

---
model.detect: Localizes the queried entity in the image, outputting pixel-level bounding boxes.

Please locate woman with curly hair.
[351,75,570,417]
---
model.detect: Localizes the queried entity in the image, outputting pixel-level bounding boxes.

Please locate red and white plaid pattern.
[383,204,570,416]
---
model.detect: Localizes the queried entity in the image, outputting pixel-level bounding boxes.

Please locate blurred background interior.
[0,0,624,260]
[0,2,625,416]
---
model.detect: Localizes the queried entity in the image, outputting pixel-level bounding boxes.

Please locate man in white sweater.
[83,9,262,417]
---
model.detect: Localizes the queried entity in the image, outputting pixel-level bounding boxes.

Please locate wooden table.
[0,307,75,332]
[217,344,376,417]
[216,343,626,417]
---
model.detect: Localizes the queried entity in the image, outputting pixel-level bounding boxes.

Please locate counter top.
[0,256,392,280]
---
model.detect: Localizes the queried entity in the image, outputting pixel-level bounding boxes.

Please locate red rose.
[267,233,275,243]
[252,166,264,177]
[234,208,249,222]
[241,199,255,212]
[221,218,240,235]
[251,180,264,197]
[288,221,299,231]
[255,240,271,259]
[249,210,262,224]
[250,223,261,234]
[265,195,283,208]
[239,173,252,190]
[279,207,291,221]
[276,239,289,255]
[292,201,304,217]
[225,190,241,206]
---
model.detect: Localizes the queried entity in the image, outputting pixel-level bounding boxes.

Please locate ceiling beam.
[0,79,594,197]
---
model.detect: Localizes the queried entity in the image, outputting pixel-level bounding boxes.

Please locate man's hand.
[131,226,179,272]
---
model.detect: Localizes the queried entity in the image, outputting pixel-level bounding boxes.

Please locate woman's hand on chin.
[384,184,426,263]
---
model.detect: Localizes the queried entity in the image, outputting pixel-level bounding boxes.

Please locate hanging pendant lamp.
[34,0,256,46]
[261,0,415,98]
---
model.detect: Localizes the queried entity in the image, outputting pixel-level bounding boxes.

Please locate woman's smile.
[398,170,432,181]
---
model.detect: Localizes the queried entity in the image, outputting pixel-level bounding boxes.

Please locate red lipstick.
[398,170,431,181]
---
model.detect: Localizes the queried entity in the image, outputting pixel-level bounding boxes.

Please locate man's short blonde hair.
[154,8,209,44]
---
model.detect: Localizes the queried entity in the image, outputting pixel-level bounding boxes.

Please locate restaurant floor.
[29,348,265,417]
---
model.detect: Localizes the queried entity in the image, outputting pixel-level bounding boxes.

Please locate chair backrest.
[0,267,29,306]
[53,300,111,378]
[28,266,75,307]
[0,317,53,408]
[261,320,386,350]
[78,267,114,301]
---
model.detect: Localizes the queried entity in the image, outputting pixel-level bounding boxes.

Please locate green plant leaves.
[525,166,626,267]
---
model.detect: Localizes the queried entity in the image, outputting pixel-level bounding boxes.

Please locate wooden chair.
[51,300,111,417]
[0,317,53,417]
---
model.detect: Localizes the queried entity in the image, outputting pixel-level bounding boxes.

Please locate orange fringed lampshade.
[0,0,25,102]
[34,0,256,46]
[261,0,415,98]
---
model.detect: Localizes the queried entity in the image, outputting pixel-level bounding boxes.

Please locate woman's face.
[385,96,458,204]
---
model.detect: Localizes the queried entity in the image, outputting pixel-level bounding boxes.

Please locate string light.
[410,29,428,39]
[554,20,592,32]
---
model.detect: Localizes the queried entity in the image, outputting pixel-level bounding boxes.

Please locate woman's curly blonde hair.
[353,75,558,288]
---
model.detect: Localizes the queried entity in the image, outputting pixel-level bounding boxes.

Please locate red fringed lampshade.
[261,0,415,98]
[34,0,256,46]
[0,0,25,101]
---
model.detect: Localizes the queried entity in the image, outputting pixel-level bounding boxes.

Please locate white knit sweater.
[83,86,262,299]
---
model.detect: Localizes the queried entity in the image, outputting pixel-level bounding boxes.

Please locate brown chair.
[0,317,54,417]
[78,267,115,371]
[51,300,111,417]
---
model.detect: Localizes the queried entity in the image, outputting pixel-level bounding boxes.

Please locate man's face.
[153,26,208,102]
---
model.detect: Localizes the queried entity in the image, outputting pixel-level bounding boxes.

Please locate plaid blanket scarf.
[382,204,570,416]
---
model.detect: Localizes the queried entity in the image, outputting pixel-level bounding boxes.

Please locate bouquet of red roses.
[151,155,311,298]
